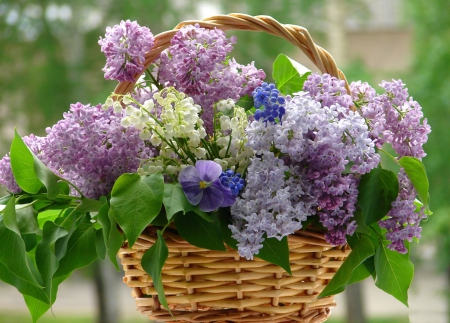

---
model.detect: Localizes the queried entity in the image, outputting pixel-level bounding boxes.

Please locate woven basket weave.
[116,13,352,323]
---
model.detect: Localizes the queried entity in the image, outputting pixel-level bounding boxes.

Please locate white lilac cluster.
[230,90,380,258]
[214,99,253,173]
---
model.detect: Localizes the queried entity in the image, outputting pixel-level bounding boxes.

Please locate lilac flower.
[179,160,235,212]
[378,80,431,159]
[99,20,154,82]
[0,155,21,194]
[156,24,265,134]
[303,73,353,109]
[0,103,157,199]
[379,169,424,253]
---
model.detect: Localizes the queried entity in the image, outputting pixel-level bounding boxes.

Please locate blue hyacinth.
[219,169,245,196]
[252,82,286,123]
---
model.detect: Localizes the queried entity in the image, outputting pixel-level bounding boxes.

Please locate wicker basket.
[116,13,352,323]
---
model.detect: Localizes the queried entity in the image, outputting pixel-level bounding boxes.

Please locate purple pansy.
[179,160,235,212]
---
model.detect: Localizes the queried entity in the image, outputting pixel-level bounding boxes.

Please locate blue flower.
[178,160,235,212]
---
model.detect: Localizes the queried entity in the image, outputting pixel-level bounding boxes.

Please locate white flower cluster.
[214,99,253,173]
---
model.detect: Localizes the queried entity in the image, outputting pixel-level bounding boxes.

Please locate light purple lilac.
[0,103,157,199]
[230,89,379,257]
[99,20,154,82]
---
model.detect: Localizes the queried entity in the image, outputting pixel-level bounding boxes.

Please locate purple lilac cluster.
[219,170,245,196]
[351,80,431,252]
[156,24,266,134]
[252,82,286,123]
[0,155,21,193]
[303,73,353,109]
[99,20,154,82]
[352,80,430,253]
[230,79,379,256]
[378,80,430,159]
[380,169,423,253]
[0,103,156,199]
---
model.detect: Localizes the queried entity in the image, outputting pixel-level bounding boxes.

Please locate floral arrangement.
[0,19,431,322]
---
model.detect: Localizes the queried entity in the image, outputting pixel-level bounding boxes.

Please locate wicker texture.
[116,13,352,323]
[119,227,350,323]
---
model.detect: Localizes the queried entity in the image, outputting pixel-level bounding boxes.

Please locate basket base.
[120,226,349,323]
[138,306,332,323]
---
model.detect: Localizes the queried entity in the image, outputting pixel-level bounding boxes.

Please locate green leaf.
[0,198,44,288]
[54,222,98,278]
[272,54,311,95]
[236,95,254,111]
[141,231,170,311]
[16,203,41,235]
[95,229,107,260]
[75,197,105,213]
[35,221,69,301]
[110,173,164,247]
[151,209,169,226]
[10,130,64,199]
[345,260,372,285]
[398,156,430,208]
[101,207,123,270]
[24,274,70,323]
[32,153,61,200]
[0,195,12,205]
[374,242,414,306]
[37,210,62,229]
[217,208,238,249]
[320,235,375,298]
[53,211,77,261]
[10,130,42,194]
[174,211,226,251]
[257,235,291,275]
[358,167,399,225]
[163,183,193,221]
[0,262,48,304]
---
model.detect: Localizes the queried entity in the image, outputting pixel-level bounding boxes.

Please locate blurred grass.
[0,312,148,323]
[0,312,410,323]
[327,317,409,323]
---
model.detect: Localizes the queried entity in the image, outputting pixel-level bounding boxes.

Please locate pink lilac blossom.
[0,103,157,199]
[99,20,154,82]
[156,24,265,134]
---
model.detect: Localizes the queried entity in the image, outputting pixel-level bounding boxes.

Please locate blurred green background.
[0,0,449,322]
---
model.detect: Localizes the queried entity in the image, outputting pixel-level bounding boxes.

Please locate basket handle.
[114,13,349,96]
